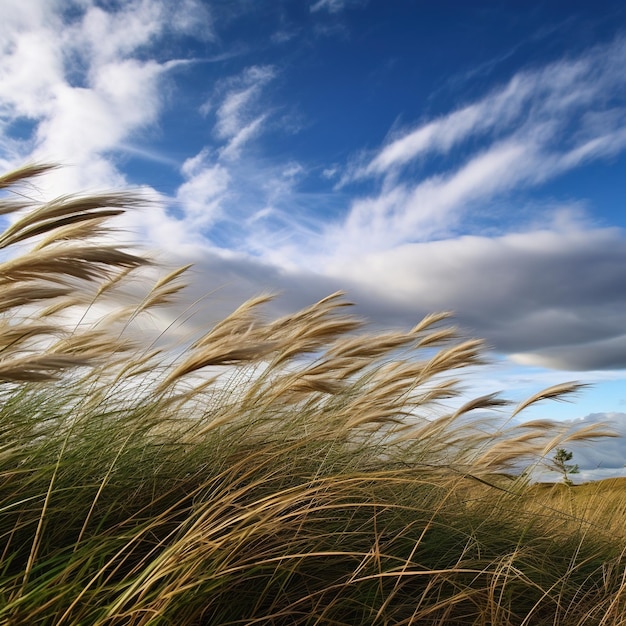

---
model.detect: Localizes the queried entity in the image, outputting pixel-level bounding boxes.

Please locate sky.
[1,0,626,480]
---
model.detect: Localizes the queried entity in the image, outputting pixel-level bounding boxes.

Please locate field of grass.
[0,164,625,625]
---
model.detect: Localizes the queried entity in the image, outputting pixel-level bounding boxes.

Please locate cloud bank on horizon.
[1,0,626,437]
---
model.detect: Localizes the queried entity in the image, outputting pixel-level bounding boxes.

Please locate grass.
[0,163,624,624]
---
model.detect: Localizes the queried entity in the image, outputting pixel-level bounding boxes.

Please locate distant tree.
[552,448,579,486]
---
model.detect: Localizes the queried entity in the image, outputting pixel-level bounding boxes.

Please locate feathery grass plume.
[0,163,624,624]
[0,164,150,381]
[0,162,57,192]
[133,263,193,313]
[0,283,71,313]
[511,381,588,417]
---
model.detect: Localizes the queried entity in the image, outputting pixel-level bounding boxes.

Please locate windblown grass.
[0,164,624,625]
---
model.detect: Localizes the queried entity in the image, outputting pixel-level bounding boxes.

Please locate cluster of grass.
[0,164,625,625]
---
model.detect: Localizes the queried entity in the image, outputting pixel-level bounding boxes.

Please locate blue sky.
[2,0,626,478]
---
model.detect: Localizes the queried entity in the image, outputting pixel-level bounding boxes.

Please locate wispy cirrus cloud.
[170,64,279,233]
[310,0,368,14]
[325,37,626,258]
[213,65,276,160]
[349,37,626,182]
[333,139,531,253]
[214,66,275,136]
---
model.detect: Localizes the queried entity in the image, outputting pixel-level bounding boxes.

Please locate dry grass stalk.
[511,382,588,417]
[0,162,56,191]
[0,283,71,313]
[0,164,151,382]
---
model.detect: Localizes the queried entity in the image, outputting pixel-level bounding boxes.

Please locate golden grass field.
[0,164,625,625]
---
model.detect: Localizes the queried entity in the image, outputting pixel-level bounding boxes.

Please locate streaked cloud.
[318,37,626,276]
[212,65,276,158]
[351,37,626,181]
[310,0,355,14]
[168,64,281,232]
[219,114,269,160]
[176,149,230,226]
[334,139,531,252]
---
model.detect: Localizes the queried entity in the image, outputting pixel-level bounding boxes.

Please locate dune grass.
[0,164,624,625]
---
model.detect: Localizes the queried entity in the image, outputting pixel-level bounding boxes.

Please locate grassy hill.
[0,165,624,625]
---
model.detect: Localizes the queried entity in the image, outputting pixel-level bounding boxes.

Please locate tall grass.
[0,164,624,625]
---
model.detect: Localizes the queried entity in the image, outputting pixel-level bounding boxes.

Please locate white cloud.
[322,166,339,179]
[0,0,210,192]
[0,28,62,118]
[0,0,56,40]
[362,100,505,178]
[219,114,268,160]
[166,63,280,229]
[69,0,213,66]
[34,59,165,160]
[177,149,230,226]
[215,85,260,139]
[556,125,626,170]
[212,65,276,158]
[323,38,626,261]
[310,0,366,14]
[166,0,214,40]
[337,140,531,252]
[199,98,212,117]
[156,63,279,233]
[71,2,165,66]
[347,37,626,181]
[310,0,346,12]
